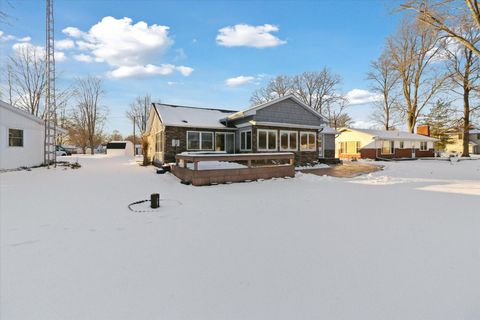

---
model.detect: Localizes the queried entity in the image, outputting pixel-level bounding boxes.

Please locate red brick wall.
[358,148,434,159]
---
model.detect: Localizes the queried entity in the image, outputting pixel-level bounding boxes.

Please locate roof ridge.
[154,102,237,113]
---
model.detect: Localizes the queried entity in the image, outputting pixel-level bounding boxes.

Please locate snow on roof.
[469,129,480,134]
[0,100,45,125]
[344,128,438,141]
[153,103,237,129]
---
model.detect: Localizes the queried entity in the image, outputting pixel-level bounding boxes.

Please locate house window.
[420,141,428,151]
[399,141,404,149]
[477,134,480,139]
[9,129,23,147]
[339,141,360,154]
[240,130,252,151]
[280,130,297,151]
[257,129,277,151]
[155,131,163,153]
[300,131,316,151]
[381,140,394,154]
[187,131,213,150]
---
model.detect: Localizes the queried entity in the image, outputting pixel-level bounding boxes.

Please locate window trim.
[257,129,278,151]
[8,128,24,147]
[300,131,316,151]
[240,130,252,151]
[381,140,394,155]
[186,131,214,151]
[279,130,298,151]
[419,141,428,151]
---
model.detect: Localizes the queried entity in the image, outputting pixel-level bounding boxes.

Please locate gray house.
[145,95,336,165]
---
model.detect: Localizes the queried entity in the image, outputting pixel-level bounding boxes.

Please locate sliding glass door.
[215,132,235,153]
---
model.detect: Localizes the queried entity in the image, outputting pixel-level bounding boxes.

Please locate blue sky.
[0,0,403,135]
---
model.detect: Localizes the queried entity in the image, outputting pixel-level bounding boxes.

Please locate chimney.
[416,125,430,137]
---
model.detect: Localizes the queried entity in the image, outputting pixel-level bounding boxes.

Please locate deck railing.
[172,152,295,186]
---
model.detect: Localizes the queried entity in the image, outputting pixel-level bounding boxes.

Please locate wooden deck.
[172,153,295,186]
[299,163,383,178]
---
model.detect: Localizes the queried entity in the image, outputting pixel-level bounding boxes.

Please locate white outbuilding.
[106,141,134,157]
[0,100,45,170]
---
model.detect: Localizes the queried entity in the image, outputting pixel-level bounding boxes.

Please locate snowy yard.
[1,155,480,320]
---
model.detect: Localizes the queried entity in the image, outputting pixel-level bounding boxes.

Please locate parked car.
[56,145,71,156]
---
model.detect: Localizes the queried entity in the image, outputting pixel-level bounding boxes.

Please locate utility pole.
[44,0,57,168]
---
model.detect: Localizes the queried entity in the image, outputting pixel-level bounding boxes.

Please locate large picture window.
[9,129,23,147]
[381,140,394,154]
[257,129,277,151]
[187,131,213,150]
[300,131,316,151]
[338,141,360,154]
[280,130,297,151]
[240,130,252,151]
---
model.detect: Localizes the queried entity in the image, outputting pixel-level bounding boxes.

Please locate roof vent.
[182,120,188,123]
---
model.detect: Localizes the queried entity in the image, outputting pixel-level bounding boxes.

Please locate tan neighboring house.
[144,95,337,166]
[445,129,480,155]
[336,127,437,160]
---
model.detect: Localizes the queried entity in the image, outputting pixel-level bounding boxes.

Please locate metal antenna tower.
[44,0,57,167]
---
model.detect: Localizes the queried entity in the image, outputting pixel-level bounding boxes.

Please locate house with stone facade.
[144,95,336,165]
[336,128,438,160]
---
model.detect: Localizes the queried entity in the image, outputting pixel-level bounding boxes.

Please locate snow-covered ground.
[1,155,479,320]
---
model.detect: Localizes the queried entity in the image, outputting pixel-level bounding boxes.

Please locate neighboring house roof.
[152,103,237,129]
[227,94,328,122]
[469,129,480,134]
[340,128,438,141]
[0,100,45,126]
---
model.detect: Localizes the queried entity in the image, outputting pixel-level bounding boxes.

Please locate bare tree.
[324,100,352,130]
[367,52,403,130]
[443,23,480,156]
[126,94,151,132]
[71,76,107,154]
[7,44,46,117]
[293,68,343,114]
[388,17,446,132]
[126,94,152,165]
[402,0,480,56]
[250,75,293,105]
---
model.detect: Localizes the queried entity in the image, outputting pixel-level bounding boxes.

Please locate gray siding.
[323,133,335,151]
[253,98,325,127]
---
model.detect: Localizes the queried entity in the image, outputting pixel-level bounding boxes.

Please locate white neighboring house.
[106,141,134,157]
[0,100,45,170]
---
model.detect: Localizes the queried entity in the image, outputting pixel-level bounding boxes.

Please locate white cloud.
[62,16,193,78]
[345,89,381,105]
[108,64,176,78]
[73,54,93,62]
[55,51,67,62]
[1,31,28,42]
[176,65,194,76]
[56,39,75,50]
[225,75,256,87]
[12,42,44,57]
[216,24,286,48]
[18,36,31,42]
[62,26,84,38]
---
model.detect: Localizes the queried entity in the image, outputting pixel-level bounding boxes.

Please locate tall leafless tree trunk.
[250,75,293,105]
[126,94,152,165]
[388,18,445,132]
[367,52,402,130]
[73,76,107,155]
[444,25,480,156]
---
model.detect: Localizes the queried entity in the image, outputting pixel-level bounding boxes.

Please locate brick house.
[336,128,438,160]
[144,95,336,165]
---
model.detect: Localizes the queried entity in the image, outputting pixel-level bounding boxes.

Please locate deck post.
[194,161,198,171]
[183,159,187,168]
[247,159,252,168]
